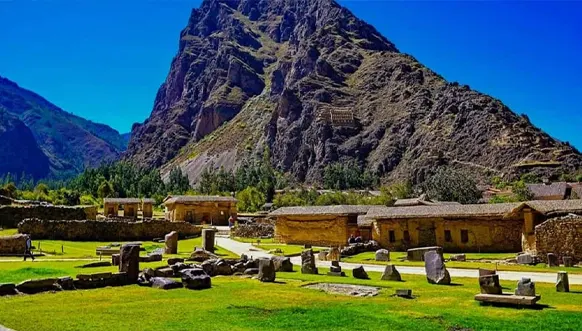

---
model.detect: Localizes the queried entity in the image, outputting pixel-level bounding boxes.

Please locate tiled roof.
[518,200,582,215]
[269,205,374,217]
[163,195,237,205]
[103,198,141,204]
[366,203,521,219]
[526,182,568,199]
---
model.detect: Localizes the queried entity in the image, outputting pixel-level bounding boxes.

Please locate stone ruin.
[0,234,26,255]
[340,241,380,257]
[424,250,451,285]
[327,261,345,277]
[381,265,401,282]
[301,249,318,274]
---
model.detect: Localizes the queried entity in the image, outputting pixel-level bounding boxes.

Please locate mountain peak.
[125,0,582,184]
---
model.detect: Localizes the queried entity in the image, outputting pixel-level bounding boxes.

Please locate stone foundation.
[0,205,97,228]
[535,215,582,264]
[0,234,27,255]
[18,219,201,241]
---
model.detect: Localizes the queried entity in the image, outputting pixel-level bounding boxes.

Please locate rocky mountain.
[0,76,128,179]
[126,0,582,185]
[0,110,50,179]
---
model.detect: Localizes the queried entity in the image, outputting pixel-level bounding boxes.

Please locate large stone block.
[271,256,293,272]
[556,271,570,293]
[258,258,276,282]
[16,278,58,294]
[479,274,502,294]
[164,231,178,254]
[375,249,390,262]
[547,253,559,267]
[326,247,340,262]
[119,244,140,283]
[515,278,536,296]
[0,283,17,296]
[424,251,451,285]
[381,264,401,281]
[563,256,573,268]
[352,266,369,279]
[301,249,318,274]
[516,253,536,265]
[478,268,496,277]
[0,234,27,255]
[151,277,183,290]
[181,268,211,290]
[407,247,443,262]
[202,229,216,253]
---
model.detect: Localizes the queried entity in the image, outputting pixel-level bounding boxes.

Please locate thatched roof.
[526,182,569,199]
[269,205,374,217]
[142,198,156,204]
[103,198,141,204]
[163,195,237,205]
[366,203,522,220]
[517,200,582,215]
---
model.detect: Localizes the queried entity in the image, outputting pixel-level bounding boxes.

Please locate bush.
[520,173,541,184]
[512,180,534,202]
[423,167,482,204]
[236,187,266,213]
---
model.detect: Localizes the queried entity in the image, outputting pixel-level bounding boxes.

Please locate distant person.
[348,234,356,244]
[24,235,35,261]
[228,216,235,229]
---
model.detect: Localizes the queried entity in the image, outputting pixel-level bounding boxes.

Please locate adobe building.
[163,195,237,226]
[142,198,155,219]
[364,200,582,253]
[103,198,140,218]
[270,205,372,247]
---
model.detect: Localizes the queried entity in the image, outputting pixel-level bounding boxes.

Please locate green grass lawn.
[232,237,275,244]
[0,266,581,331]
[0,228,18,236]
[343,251,582,274]
[0,236,238,261]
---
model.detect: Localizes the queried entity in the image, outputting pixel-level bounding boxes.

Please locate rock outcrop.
[126,0,582,185]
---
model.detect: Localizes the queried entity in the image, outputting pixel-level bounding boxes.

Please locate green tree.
[423,167,482,204]
[389,181,413,199]
[512,180,534,202]
[167,167,191,194]
[236,186,266,213]
[98,180,114,199]
[0,182,17,198]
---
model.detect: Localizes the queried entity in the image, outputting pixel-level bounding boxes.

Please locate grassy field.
[0,266,581,331]
[0,236,238,261]
[255,244,322,256]
[343,251,582,274]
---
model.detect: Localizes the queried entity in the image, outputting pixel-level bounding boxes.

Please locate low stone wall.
[0,234,26,255]
[535,215,582,263]
[18,219,202,241]
[0,205,97,228]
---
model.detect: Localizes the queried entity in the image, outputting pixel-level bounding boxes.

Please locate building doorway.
[417,223,437,247]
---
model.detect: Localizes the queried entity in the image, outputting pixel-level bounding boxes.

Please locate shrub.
[236,186,266,213]
[423,167,482,204]
[512,180,534,202]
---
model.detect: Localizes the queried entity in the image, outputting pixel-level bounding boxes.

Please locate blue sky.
[0,1,580,149]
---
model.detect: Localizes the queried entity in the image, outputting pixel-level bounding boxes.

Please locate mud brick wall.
[0,234,27,254]
[18,219,202,241]
[0,205,97,228]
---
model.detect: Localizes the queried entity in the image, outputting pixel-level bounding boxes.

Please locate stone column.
[556,271,570,292]
[119,244,140,283]
[202,229,216,252]
[164,231,179,254]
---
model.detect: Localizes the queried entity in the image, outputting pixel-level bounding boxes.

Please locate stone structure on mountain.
[124,0,582,186]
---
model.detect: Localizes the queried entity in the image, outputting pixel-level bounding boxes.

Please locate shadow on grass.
[273,281,287,284]
[478,302,554,310]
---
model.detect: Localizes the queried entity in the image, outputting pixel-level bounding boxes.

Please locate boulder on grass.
[258,258,276,282]
[381,265,401,281]
[375,249,390,262]
[181,268,211,290]
[301,249,318,274]
[119,244,140,283]
[57,277,75,291]
[515,278,536,296]
[271,256,293,272]
[479,274,502,295]
[556,271,570,293]
[164,231,178,254]
[424,251,451,285]
[79,261,112,268]
[154,267,175,278]
[352,266,369,279]
[516,253,536,265]
[547,253,559,267]
[244,268,259,275]
[16,278,59,294]
[214,259,234,276]
[151,277,183,290]
[0,283,17,296]
[168,258,185,266]
[563,256,573,268]
[189,248,217,262]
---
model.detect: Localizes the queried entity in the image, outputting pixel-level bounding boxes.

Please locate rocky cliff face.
[126,0,582,184]
[0,110,50,179]
[0,76,127,179]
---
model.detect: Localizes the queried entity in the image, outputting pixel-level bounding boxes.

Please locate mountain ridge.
[0,75,128,179]
[126,0,582,185]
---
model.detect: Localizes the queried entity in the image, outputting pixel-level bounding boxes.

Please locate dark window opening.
[403,230,410,242]
[389,230,396,243]
[461,230,469,243]
[444,230,452,242]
